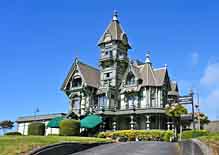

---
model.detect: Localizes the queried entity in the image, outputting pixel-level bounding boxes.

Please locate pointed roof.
[98,11,131,48]
[121,52,170,88]
[140,63,157,86]
[61,58,100,90]
[168,81,179,96]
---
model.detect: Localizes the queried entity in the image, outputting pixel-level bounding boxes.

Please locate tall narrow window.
[98,95,107,109]
[72,97,81,113]
[127,95,137,109]
[150,89,156,108]
[126,72,135,85]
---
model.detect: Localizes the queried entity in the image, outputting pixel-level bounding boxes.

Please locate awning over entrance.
[47,116,65,128]
[80,115,102,128]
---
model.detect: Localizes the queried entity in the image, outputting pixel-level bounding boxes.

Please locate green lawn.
[0,136,111,155]
[198,133,219,154]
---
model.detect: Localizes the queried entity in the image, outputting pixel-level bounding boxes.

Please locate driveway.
[72,142,179,155]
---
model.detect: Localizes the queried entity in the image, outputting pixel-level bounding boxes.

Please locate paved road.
[72,142,179,155]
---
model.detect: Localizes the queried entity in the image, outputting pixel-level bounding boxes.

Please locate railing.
[99,54,113,61]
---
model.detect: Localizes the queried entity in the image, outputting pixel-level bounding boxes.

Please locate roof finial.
[113,10,118,21]
[145,51,151,63]
[164,64,168,69]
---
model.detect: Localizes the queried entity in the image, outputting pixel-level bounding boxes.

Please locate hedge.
[4,131,22,136]
[97,130,174,142]
[181,130,209,139]
[28,122,45,136]
[60,119,80,136]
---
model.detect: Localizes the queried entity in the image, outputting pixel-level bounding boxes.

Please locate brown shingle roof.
[78,61,100,88]
[168,81,179,96]
[98,17,131,48]
[140,63,158,86]
[61,59,100,90]
[121,61,168,89]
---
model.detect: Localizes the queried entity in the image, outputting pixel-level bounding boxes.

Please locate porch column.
[112,118,117,131]
[167,122,171,130]
[145,115,150,130]
[100,117,106,132]
[130,115,135,130]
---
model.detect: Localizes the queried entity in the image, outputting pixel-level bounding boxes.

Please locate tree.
[194,112,210,129]
[165,103,188,118]
[0,120,14,134]
[165,103,188,133]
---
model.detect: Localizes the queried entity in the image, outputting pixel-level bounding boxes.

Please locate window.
[150,89,156,107]
[98,95,107,108]
[126,95,137,109]
[72,77,82,87]
[72,97,81,112]
[104,72,112,79]
[126,73,135,85]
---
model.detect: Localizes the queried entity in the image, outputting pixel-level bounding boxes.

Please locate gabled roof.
[154,68,168,86]
[61,58,100,90]
[98,12,131,48]
[121,56,169,89]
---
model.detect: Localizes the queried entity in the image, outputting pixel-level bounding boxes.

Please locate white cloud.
[191,52,199,66]
[200,63,219,87]
[200,89,219,120]
[206,89,219,105]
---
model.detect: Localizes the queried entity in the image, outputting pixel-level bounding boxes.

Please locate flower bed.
[97,130,174,142]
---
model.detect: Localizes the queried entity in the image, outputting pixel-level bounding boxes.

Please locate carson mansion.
[60,12,179,131]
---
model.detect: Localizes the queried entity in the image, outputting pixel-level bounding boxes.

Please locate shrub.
[60,119,80,136]
[97,130,174,142]
[181,130,209,139]
[28,122,45,136]
[4,131,22,136]
[47,134,60,136]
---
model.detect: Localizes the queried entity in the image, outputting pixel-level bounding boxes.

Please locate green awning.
[47,116,64,128]
[80,115,102,128]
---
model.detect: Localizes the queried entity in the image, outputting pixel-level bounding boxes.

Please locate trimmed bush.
[28,122,45,136]
[181,130,209,139]
[47,134,60,136]
[60,119,80,136]
[4,131,22,136]
[97,130,174,142]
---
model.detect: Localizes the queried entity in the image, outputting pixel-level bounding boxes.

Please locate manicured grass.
[0,136,112,155]
[198,133,219,146]
[198,133,219,154]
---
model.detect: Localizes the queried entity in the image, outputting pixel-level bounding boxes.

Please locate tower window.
[104,72,112,79]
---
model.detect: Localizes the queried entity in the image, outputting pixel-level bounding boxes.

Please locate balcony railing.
[99,54,113,61]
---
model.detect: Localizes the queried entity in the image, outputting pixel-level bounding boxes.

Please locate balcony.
[99,54,113,61]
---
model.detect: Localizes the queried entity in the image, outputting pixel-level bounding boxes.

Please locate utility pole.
[34,107,40,122]
[195,92,201,130]
[189,89,195,130]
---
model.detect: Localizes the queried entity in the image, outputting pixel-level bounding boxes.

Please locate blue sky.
[1,0,219,128]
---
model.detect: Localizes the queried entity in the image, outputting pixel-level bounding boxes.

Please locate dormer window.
[126,72,135,85]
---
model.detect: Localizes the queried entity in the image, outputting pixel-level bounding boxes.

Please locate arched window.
[126,72,135,85]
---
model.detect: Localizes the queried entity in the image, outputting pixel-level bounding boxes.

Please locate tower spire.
[145,51,151,63]
[113,10,118,21]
